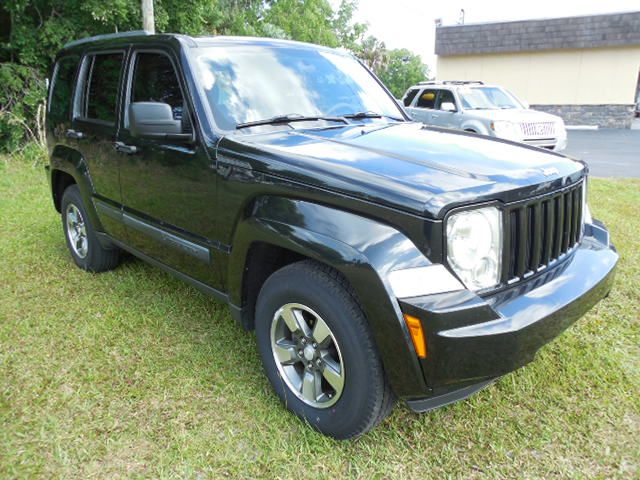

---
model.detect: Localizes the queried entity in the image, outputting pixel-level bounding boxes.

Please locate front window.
[193,45,405,131]
[458,86,523,110]
[130,52,184,120]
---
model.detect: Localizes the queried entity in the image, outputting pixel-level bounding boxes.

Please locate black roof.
[61,31,338,54]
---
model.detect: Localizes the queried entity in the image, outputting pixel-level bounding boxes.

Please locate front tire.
[255,260,394,439]
[61,185,120,272]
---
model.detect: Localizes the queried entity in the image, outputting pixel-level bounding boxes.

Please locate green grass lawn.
[1,156,638,479]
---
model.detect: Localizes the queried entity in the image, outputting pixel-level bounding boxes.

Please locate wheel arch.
[51,169,76,212]
[228,196,431,397]
[48,145,105,232]
[461,119,490,135]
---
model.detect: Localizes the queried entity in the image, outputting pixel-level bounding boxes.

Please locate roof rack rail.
[63,30,152,49]
[417,80,484,85]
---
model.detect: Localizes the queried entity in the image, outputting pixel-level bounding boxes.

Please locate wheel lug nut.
[301,338,307,345]
[298,350,303,357]
[316,359,322,367]
[312,342,317,348]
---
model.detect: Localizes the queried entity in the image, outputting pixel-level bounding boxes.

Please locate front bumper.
[401,221,617,409]
[522,135,567,151]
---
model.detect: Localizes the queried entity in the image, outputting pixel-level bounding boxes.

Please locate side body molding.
[228,196,434,396]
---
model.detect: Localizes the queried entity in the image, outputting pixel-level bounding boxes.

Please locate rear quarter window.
[48,56,80,120]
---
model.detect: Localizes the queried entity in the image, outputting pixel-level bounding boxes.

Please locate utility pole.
[141,0,155,33]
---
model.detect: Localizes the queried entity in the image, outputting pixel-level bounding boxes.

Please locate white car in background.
[402,81,568,151]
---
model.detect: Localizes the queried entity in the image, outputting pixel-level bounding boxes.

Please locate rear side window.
[131,52,184,117]
[416,89,437,109]
[84,53,124,123]
[403,89,419,107]
[49,56,79,120]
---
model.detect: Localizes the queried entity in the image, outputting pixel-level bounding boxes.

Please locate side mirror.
[441,102,457,112]
[129,102,191,141]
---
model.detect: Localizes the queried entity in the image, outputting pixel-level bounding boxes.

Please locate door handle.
[431,114,439,119]
[114,141,138,154]
[66,129,85,140]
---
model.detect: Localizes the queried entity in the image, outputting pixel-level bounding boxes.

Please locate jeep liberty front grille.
[503,180,584,283]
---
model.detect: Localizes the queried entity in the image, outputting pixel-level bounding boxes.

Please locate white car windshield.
[193,45,405,131]
[458,86,524,110]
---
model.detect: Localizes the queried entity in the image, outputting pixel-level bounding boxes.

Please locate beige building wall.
[436,46,640,105]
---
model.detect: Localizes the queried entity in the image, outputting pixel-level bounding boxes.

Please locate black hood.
[218,122,585,218]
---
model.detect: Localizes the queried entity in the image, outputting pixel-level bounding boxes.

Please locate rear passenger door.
[117,49,220,288]
[70,50,127,240]
[406,88,438,125]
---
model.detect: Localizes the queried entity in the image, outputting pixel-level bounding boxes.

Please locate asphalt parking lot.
[564,129,640,178]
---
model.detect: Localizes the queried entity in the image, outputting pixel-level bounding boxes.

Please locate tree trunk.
[141,0,155,33]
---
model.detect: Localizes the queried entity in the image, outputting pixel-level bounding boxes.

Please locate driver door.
[433,89,459,129]
[117,48,220,287]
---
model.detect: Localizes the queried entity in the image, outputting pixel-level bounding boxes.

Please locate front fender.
[461,119,491,135]
[229,197,432,397]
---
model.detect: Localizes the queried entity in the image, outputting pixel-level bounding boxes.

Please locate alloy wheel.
[270,303,345,408]
[65,203,88,258]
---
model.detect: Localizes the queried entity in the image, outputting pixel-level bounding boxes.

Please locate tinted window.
[49,56,79,119]
[131,52,184,120]
[85,53,123,123]
[436,90,456,110]
[403,89,419,107]
[416,89,437,109]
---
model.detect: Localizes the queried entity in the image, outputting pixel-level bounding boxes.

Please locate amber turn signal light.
[403,314,427,358]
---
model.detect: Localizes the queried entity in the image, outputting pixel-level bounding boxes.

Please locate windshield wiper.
[343,111,404,121]
[236,114,348,130]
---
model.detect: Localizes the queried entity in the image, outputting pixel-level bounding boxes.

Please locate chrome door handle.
[114,141,138,154]
[66,129,85,140]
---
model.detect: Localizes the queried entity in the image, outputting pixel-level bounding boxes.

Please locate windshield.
[193,45,405,131]
[458,86,524,110]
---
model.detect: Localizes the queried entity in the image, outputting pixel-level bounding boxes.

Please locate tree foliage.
[0,0,428,151]
[375,48,429,98]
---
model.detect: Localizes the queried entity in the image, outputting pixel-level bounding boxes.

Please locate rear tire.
[61,185,120,272]
[255,260,395,439]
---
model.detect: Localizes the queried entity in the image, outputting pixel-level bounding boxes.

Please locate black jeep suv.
[45,32,618,439]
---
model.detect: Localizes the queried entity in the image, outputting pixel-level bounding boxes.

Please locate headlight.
[491,121,522,141]
[446,206,502,290]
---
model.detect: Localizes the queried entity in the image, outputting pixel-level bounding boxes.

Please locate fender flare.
[228,196,432,396]
[49,144,108,237]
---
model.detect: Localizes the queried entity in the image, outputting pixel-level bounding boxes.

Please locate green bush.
[0,63,46,152]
